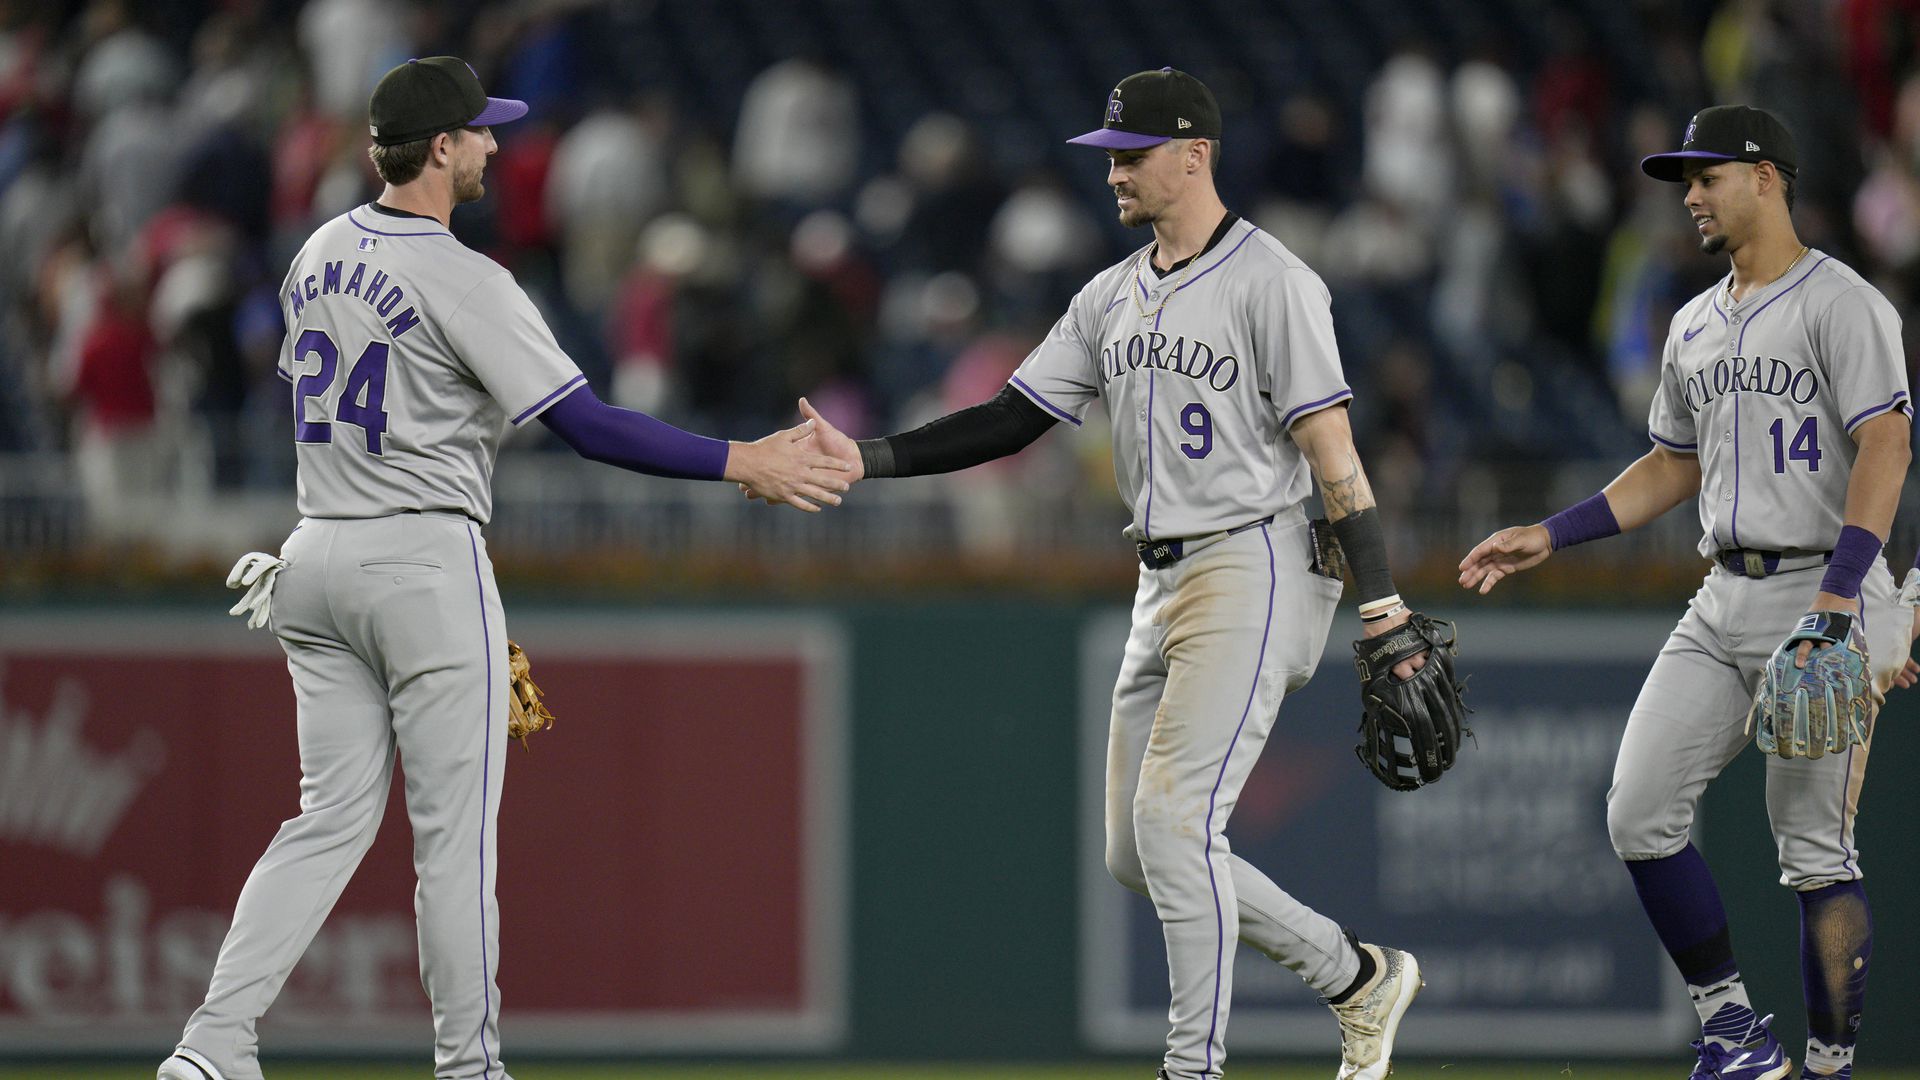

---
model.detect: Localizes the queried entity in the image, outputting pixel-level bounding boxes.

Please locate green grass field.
[6,1065,1917,1080]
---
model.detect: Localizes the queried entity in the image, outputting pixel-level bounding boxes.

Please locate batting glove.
[226,551,288,631]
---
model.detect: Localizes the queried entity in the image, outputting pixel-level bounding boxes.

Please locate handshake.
[732,397,867,511]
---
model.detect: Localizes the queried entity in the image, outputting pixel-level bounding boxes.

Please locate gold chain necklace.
[1130,241,1201,322]
[1728,245,1809,302]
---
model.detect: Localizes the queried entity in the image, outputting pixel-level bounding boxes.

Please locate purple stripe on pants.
[1844,601,1867,878]
[1200,522,1277,1072]
[466,525,496,1076]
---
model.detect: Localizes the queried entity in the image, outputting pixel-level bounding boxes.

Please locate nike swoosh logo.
[1683,324,1708,341]
[1727,1046,1779,1070]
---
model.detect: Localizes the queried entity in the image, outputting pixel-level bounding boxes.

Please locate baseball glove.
[1749,611,1877,760]
[1352,613,1469,791]
[506,639,555,746]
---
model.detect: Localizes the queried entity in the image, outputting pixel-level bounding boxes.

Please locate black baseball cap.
[1067,67,1221,150]
[369,57,528,146]
[1640,105,1798,182]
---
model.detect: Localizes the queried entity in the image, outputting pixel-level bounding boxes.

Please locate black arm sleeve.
[857,384,1059,477]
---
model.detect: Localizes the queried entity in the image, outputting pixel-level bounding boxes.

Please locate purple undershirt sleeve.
[537,382,729,481]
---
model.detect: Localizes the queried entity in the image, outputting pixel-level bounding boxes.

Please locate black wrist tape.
[857,439,896,479]
[1329,507,1396,604]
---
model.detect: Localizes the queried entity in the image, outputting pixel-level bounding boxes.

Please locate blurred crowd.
[3,0,1919,548]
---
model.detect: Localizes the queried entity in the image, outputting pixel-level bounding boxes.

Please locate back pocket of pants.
[359,559,443,576]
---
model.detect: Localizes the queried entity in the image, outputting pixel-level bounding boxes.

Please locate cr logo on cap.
[1684,117,1698,143]
[1106,90,1124,125]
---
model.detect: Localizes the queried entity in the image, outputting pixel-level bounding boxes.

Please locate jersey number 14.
[1768,416,1821,473]
[293,328,390,455]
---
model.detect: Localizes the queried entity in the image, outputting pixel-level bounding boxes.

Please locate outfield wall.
[0,602,1914,1062]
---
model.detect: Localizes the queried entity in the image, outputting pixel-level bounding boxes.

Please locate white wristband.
[1358,594,1403,619]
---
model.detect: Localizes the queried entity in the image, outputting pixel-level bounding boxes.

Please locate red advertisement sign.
[0,612,846,1054]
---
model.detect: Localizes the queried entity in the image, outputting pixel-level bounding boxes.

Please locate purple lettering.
[385,306,420,339]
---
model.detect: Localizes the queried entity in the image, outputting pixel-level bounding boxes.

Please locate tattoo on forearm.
[1320,449,1377,521]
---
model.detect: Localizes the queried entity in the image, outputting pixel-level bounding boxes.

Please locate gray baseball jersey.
[276,204,586,523]
[1609,250,1908,998]
[1648,250,1911,556]
[176,202,583,1080]
[1024,216,1364,1080]
[1010,217,1351,541]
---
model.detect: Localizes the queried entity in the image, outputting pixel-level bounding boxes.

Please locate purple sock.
[1625,845,1739,987]
[1801,880,1871,1050]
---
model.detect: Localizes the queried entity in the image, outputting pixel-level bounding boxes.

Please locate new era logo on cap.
[1177,118,1191,129]
[1746,140,1760,151]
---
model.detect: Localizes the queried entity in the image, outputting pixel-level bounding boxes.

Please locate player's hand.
[739,398,866,506]
[1458,524,1552,595]
[1797,591,1861,668]
[796,397,863,482]
[1897,605,1920,690]
[1361,606,1428,680]
[725,421,852,512]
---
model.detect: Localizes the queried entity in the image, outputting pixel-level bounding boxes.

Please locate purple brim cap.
[1640,150,1737,182]
[472,96,529,127]
[1066,127,1171,149]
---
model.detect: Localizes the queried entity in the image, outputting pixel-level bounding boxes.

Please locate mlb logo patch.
[359,237,378,252]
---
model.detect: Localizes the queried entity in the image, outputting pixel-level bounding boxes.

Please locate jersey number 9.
[1180,402,1212,460]
[293,329,391,456]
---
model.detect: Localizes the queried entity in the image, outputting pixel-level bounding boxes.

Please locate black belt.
[1137,516,1275,570]
[1715,547,1832,578]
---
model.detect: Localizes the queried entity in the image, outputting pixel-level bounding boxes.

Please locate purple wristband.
[1818,525,1883,600]
[1543,492,1621,551]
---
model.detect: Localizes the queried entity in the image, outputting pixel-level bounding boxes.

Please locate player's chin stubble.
[1700,232,1728,255]
[454,167,485,204]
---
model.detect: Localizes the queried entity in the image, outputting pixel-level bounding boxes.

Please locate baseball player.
[762,68,1447,1079]
[1460,106,1914,1080]
[156,58,848,1080]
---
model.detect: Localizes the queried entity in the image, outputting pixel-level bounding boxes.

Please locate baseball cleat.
[1688,1013,1791,1079]
[1330,943,1422,1080]
[157,1048,226,1080]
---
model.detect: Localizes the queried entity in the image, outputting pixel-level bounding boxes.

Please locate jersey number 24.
[293,328,390,455]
